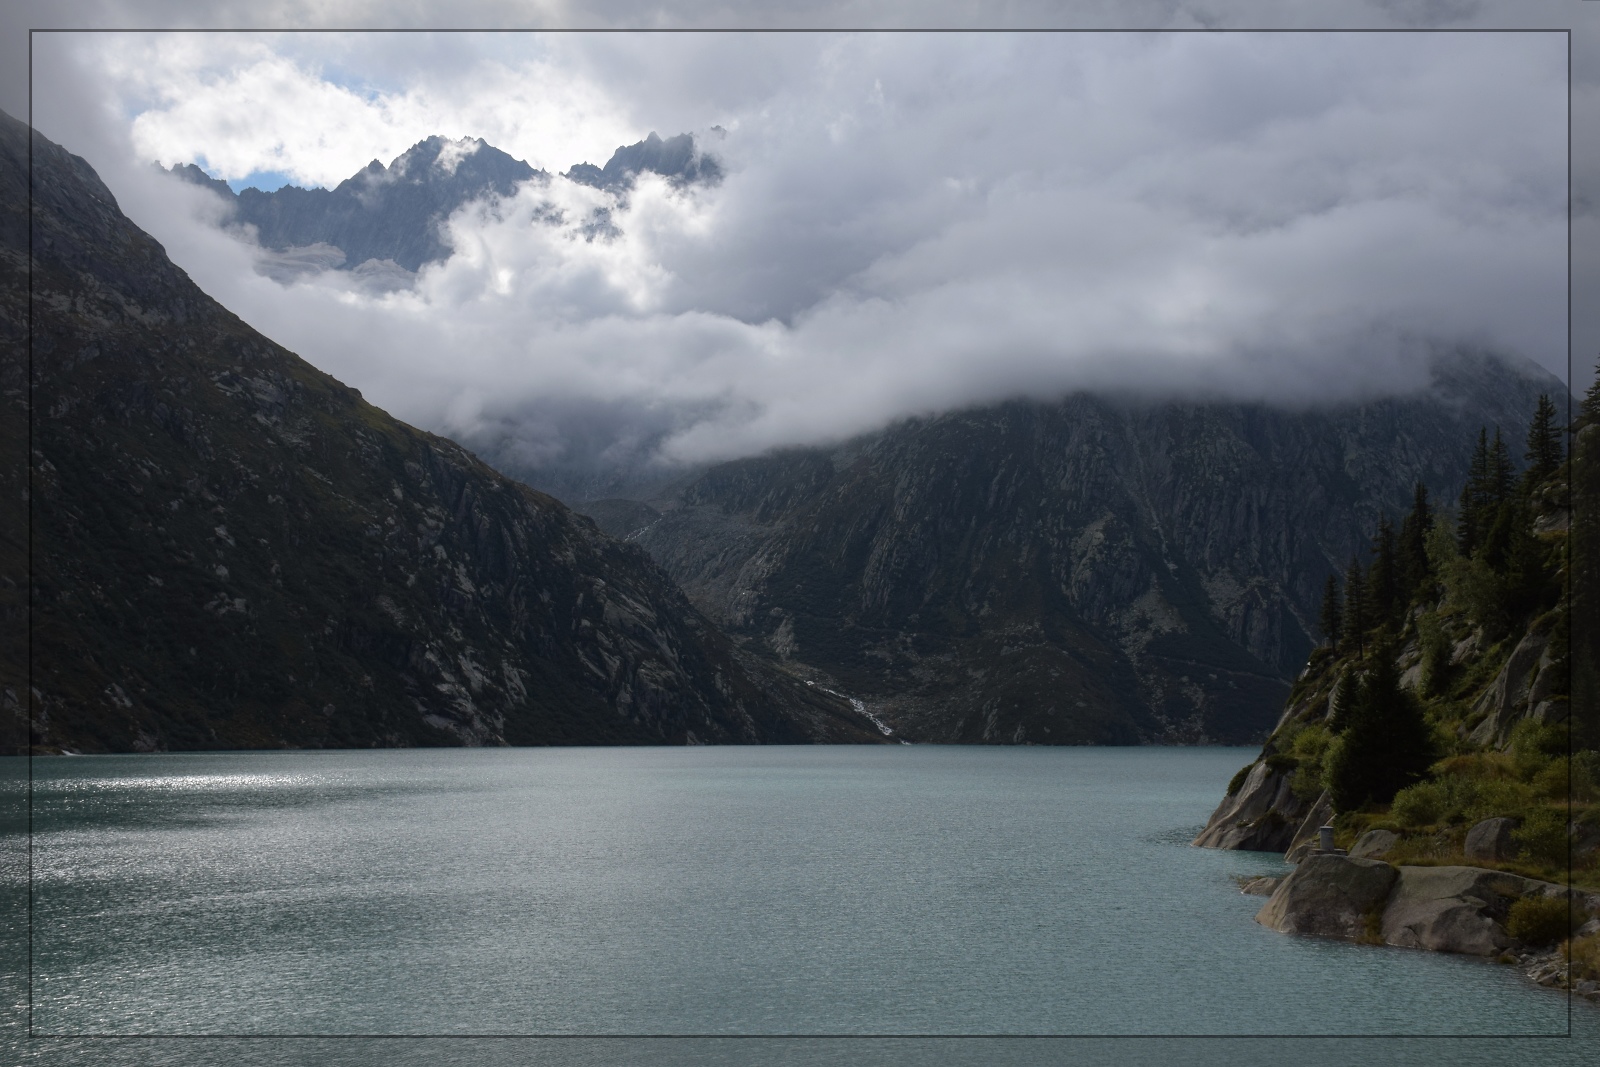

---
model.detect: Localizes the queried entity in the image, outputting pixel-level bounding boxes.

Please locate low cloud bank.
[32,31,1568,476]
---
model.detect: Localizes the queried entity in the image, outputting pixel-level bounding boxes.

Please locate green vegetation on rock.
[1198,380,1597,892]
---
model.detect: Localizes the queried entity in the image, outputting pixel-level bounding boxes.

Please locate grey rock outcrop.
[1283,791,1335,863]
[1463,817,1522,863]
[1379,866,1552,956]
[1240,876,1281,896]
[1467,631,1549,746]
[1192,761,1305,850]
[1255,854,1399,939]
[1255,855,1585,959]
[1349,829,1399,860]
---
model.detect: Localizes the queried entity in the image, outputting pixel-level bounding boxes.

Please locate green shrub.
[1289,724,1333,802]
[1264,753,1300,776]
[1510,719,1567,781]
[1511,806,1570,868]
[1506,894,1580,946]
[1531,757,1572,801]
[1392,780,1450,827]
[1461,777,1534,825]
[1569,933,1600,982]
[1572,751,1600,802]
[1226,762,1254,797]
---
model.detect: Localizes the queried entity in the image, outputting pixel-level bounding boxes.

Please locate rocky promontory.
[1256,853,1600,999]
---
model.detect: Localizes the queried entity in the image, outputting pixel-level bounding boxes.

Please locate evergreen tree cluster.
[1324,637,1435,810]
[1315,393,1566,651]
[1307,393,1572,813]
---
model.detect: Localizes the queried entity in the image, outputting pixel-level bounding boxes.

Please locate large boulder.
[1192,760,1306,851]
[1462,817,1521,863]
[1379,865,1551,956]
[1256,855,1399,939]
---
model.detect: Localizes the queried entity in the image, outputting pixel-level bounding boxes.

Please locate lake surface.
[2,746,1595,1065]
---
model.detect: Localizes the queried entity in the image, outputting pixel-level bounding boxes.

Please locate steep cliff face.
[3,111,882,753]
[631,380,1558,745]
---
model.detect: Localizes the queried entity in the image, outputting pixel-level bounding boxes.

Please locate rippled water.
[2,747,1595,1064]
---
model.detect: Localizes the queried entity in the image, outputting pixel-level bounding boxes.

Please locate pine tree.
[1489,427,1515,505]
[1342,557,1369,656]
[1324,638,1435,811]
[1398,481,1433,604]
[1523,394,1563,488]
[1370,517,1399,624]
[1459,428,1490,557]
[1319,574,1343,650]
[1579,355,1600,431]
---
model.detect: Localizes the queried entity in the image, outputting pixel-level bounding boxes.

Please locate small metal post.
[1318,825,1335,852]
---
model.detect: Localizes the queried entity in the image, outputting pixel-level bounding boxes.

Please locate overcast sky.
[11,3,1590,475]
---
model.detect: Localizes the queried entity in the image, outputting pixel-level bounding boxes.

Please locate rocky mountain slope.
[613,371,1562,746]
[2,110,882,753]
[1193,392,1599,997]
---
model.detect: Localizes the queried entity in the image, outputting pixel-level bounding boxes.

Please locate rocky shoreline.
[1230,849,1600,1004]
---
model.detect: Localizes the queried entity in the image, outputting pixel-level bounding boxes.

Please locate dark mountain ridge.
[622,364,1565,746]
[4,110,881,753]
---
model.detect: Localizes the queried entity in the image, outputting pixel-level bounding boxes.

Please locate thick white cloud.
[27,28,1570,475]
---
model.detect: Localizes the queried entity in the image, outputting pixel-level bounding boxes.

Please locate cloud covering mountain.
[27,30,1569,481]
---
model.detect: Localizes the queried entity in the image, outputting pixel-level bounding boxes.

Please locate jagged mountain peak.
[564,130,723,192]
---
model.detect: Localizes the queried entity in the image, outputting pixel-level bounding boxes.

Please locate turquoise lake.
[1,746,1595,1065]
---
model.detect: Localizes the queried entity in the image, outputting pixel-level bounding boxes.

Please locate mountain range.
[6,114,1571,751]
[4,110,878,753]
[587,366,1560,745]
[170,130,721,286]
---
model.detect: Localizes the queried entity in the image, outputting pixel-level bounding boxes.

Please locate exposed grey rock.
[1467,631,1548,746]
[1379,865,1552,956]
[1463,817,1522,863]
[1193,760,1305,850]
[1284,791,1335,863]
[1349,829,1399,860]
[1450,630,1482,666]
[1255,854,1398,939]
[576,498,664,541]
[1239,876,1281,896]
[1529,698,1570,726]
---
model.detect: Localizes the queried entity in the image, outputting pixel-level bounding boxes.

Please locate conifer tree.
[1459,428,1490,557]
[1319,574,1343,650]
[1523,394,1563,488]
[1489,427,1515,504]
[1324,636,1435,811]
[1398,481,1433,604]
[1342,557,1369,656]
[1370,517,1399,624]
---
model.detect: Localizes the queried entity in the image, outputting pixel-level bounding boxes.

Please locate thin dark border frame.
[15,22,1574,1043]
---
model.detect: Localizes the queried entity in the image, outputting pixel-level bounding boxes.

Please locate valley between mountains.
[0,112,1571,755]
